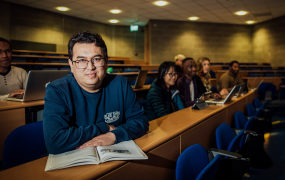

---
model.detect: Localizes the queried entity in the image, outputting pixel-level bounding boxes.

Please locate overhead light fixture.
[110,9,121,14]
[235,11,247,16]
[153,1,168,6]
[109,19,119,23]
[56,7,70,11]
[189,17,199,21]
[246,20,255,24]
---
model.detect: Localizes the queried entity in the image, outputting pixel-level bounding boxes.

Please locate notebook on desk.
[6,70,69,102]
[205,85,241,104]
[131,70,148,89]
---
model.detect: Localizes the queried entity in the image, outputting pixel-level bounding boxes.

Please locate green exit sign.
[130,25,138,31]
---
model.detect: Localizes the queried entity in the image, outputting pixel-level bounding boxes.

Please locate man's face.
[182,60,196,77]
[68,43,108,92]
[0,41,12,69]
[229,63,239,75]
[175,58,183,68]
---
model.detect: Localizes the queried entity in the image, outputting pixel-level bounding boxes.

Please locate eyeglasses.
[166,73,178,78]
[72,57,105,69]
[0,49,12,55]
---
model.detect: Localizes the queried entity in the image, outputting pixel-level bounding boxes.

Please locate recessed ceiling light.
[153,1,168,6]
[235,11,248,16]
[109,19,119,23]
[56,7,70,11]
[110,9,122,14]
[246,20,255,24]
[189,17,199,21]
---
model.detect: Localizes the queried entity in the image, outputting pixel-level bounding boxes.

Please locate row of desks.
[0,90,257,179]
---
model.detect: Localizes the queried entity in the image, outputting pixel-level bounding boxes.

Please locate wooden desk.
[0,91,257,179]
[133,85,151,92]
[242,77,283,91]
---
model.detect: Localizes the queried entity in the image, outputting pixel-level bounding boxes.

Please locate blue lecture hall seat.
[2,121,47,170]
[138,100,147,109]
[145,78,155,85]
[209,70,216,78]
[176,144,221,180]
[215,123,244,153]
[130,80,136,86]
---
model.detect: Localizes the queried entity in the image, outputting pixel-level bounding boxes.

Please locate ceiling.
[4,0,285,26]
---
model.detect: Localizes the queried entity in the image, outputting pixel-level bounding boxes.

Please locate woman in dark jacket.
[145,61,185,121]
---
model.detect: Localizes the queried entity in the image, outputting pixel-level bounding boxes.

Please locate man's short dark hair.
[68,31,108,60]
[229,60,239,67]
[182,57,194,66]
[0,37,12,50]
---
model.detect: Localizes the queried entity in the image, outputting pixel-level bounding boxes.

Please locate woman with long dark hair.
[145,61,185,121]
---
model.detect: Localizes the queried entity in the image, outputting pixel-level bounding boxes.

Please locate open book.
[45,140,147,171]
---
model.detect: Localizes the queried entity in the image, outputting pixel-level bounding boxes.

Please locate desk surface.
[0,91,256,179]
[0,100,44,111]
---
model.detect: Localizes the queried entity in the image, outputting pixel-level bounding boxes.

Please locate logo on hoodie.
[104,111,120,123]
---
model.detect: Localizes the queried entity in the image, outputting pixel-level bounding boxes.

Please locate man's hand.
[8,89,24,98]
[79,132,116,149]
[219,88,229,96]
[107,124,116,131]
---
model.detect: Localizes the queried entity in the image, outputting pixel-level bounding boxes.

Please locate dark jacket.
[177,74,206,107]
[43,74,149,154]
[145,80,185,121]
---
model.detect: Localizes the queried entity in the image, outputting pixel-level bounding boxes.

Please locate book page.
[96,140,148,163]
[45,147,100,171]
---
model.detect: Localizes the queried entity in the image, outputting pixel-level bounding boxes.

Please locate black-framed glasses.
[166,73,178,78]
[72,57,105,69]
[0,49,12,55]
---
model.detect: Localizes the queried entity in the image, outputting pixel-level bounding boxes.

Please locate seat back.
[216,123,234,150]
[211,86,218,93]
[176,144,210,180]
[246,103,256,117]
[196,155,221,180]
[235,111,247,129]
[138,100,147,109]
[3,121,46,169]
[227,130,244,153]
[253,98,262,109]
[240,116,255,149]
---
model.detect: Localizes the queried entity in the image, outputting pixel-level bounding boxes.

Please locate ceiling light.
[189,17,199,21]
[109,19,119,23]
[235,11,247,16]
[154,1,168,6]
[110,9,121,14]
[56,7,70,11]
[246,20,255,24]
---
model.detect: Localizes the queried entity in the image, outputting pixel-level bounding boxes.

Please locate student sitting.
[43,31,149,154]
[218,60,243,93]
[177,58,206,107]
[174,54,185,79]
[145,61,185,121]
[196,57,228,98]
[0,38,28,101]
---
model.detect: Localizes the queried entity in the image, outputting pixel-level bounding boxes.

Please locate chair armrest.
[206,148,243,159]
[254,117,265,121]
[262,108,270,112]
[244,130,259,136]
[232,128,243,135]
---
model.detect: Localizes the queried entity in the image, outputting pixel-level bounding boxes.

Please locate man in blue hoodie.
[43,31,149,154]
